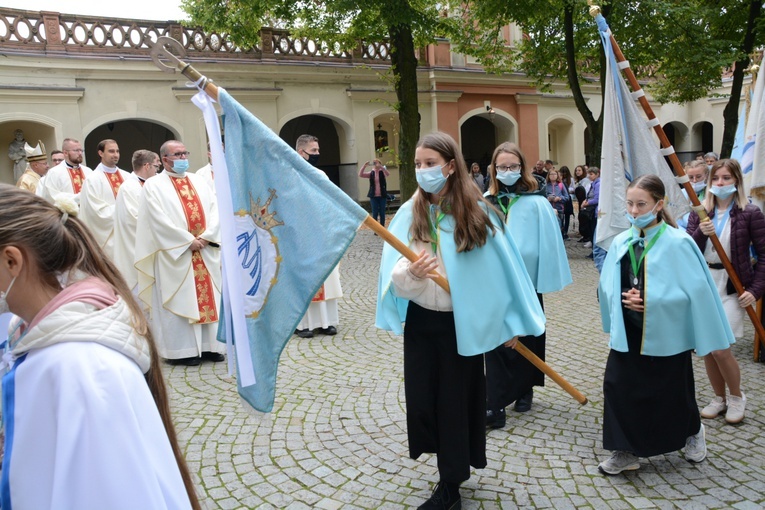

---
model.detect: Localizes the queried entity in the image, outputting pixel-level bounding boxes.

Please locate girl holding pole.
[598,175,733,475]
[686,159,765,424]
[483,142,572,425]
[375,133,544,508]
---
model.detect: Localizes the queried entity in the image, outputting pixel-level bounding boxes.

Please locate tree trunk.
[389,22,420,202]
[721,0,761,158]
[564,4,602,166]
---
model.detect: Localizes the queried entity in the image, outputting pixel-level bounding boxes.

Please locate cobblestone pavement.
[167,225,765,509]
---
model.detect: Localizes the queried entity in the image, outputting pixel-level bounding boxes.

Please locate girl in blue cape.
[597,175,734,475]
[483,142,572,425]
[375,133,544,509]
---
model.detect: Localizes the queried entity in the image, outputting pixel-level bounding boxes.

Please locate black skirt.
[602,253,700,458]
[485,293,545,410]
[404,302,486,483]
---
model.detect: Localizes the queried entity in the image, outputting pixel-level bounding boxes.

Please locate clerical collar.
[136,175,146,183]
[167,171,186,179]
[66,162,80,170]
[100,164,118,174]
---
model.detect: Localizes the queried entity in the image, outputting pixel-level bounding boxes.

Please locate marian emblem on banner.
[236,189,283,318]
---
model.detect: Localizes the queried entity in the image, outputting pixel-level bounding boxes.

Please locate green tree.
[449,0,761,162]
[182,0,447,201]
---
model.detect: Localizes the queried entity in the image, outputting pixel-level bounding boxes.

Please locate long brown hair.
[486,142,538,196]
[703,158,749,212]
[0,185,200,509]
[411,133,500,252]
[626,175,677,228]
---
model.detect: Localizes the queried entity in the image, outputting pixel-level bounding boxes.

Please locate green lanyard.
[429,211,445,254]
[498,194,520,217]
[628,223,667,287]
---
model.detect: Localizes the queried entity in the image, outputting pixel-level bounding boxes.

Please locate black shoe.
[418,481,461,510]
[201,352,225,362]
[514,390,533,412]
[167,356,201,366]
[295,328,314,338]
[486,408,506,429]
[577,237,588,243]
[586,252,594,259]
[317,325,337,335]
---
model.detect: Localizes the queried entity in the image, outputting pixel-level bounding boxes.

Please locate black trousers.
[404,302,486,483]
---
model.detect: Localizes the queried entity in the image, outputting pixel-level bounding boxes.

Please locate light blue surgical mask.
[497,170,522,186]
[692,181,706,194]
[171,159,189,175]
[416,165,448,194]
[0,276,17,315]
[709,184,737,199]
[626,203,660,229]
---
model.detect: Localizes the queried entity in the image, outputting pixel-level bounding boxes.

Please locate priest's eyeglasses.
[170,151,191,158]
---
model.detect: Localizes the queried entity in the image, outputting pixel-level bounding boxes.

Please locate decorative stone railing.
[0,8,391,64]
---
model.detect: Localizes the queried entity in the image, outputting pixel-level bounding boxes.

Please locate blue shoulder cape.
[598,223,734,356]
[503,194,572,293]
[375,199,546,356]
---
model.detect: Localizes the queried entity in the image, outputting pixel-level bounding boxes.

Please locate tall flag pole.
[589,2,765,359]
[149,36,588,409]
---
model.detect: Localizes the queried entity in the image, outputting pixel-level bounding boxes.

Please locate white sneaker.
[725,392,746,424]
[598,451,640,475]
[684,424,706,462]
[700,396,727,419]
[583,241,593,248]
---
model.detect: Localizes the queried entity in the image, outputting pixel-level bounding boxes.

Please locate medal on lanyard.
[628,223,667,287]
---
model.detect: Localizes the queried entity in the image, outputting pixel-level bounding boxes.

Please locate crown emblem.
[250,188,284,230]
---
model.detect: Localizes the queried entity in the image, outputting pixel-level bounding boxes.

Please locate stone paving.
[166,224,765,509]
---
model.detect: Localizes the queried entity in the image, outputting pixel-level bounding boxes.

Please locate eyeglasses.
[65,148,83,153]
[496,164,522,172]
[169,151,190,158]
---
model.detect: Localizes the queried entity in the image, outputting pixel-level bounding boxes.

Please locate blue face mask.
[171,159,189,175]
[497,170,522,186]
[626,203,660,229]
[0,275,16,315]
[692,181,706,194]
[416,165,448,194]
[710,184,736,199]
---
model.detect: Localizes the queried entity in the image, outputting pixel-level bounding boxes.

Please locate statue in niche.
[8,129,28,182]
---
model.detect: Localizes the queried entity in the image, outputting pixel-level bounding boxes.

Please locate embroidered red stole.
[169,176,218,324]
[104,171,125,198]
[67,167,86,194]
[311,286,326,302]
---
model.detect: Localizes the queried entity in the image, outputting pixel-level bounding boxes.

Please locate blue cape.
[376,199,546,356]
[503,194,572,293]
[598,223,734,356]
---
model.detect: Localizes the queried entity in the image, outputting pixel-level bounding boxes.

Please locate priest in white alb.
[135,140,225,366]
[78,139,130,258]
[113,149,159,293]
[37,137,92,206]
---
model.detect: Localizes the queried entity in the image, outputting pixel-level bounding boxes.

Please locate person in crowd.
[677,160,708,230]
[37,137,92,207]
[483,142,571,426]
[686,159,763,424]
[78,139,130,259]
[359,158,390,226]
[533,160,547,180]
[375,133,544,509]
[704,152,719,169]
[581,167,601,253]
[560,166,575,240]
[469,162,485,191]
[50,150,65,167]
[573,165,590,240]
[294,134,342,338]
[0,185,200,509]
[597,175,733,475]
[134,140,225,366]
[546,168,570,238]
[16,140,48,194]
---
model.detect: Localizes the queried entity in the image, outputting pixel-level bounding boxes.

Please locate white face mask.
[0,276,17,315]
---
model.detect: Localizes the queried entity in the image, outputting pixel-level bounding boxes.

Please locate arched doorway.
[691,121,714,157]
[547,117,575,169]
[0,120,57,185]
[663,121,691,162]
[461,116,496,175]
[84,120,176,171]
[279,116,341,187]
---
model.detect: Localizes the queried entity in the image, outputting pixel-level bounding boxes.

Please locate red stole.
[67,166,86,194]
[104,170,125,198]
[169,175,218,324]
